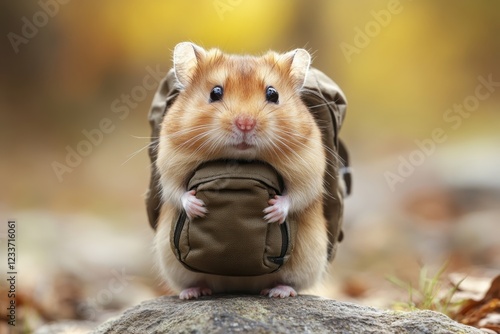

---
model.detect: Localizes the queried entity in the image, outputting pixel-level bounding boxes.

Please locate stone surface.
[34,320,97,334]
[90,295,483,334]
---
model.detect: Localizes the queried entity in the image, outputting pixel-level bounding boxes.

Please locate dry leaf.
[455,275,500,333]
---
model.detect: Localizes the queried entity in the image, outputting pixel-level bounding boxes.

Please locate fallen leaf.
[454,274,500,333]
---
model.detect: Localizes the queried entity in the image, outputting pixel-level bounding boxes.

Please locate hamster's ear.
[284,48,311,89]
[173,42,206,87]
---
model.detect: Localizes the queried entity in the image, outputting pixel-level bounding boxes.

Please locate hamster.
[154,42,329,299]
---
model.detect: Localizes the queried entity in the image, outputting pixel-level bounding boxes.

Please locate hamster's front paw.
[179,287,212,300]
[181,190,207,219]
[260,285,297,298]
[263,195,290,224]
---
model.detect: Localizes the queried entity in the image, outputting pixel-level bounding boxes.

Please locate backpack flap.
[170,160,296,276]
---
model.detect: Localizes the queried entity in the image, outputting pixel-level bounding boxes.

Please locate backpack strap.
[146,69,179,230]
[338,139,352,196]
[301,68,350,261]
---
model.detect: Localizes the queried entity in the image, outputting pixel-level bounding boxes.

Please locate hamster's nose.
[235,116,256,132]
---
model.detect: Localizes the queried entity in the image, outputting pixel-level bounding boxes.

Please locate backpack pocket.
[170,160,295,276]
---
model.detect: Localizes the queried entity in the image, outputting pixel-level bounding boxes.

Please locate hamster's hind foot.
[179,286,212,300]
[260,285,297,298]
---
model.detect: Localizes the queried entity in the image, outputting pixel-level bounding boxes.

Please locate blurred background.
[0,0,499,331]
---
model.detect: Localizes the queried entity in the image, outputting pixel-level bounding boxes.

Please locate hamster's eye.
[209,86,224,102]
[266,86,279,104]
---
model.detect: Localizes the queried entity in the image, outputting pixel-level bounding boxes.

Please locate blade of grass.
[387,262,466,316]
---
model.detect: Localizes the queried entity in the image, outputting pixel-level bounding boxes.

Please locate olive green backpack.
[145,67,351,276]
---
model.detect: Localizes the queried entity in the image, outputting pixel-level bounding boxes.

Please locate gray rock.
[90,295,483,334]
[34,321,97,334]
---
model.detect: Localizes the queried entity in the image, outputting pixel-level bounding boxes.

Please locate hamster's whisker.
[263,56,281,82]
[210,102,225,114]
[179,131,214,150]
[277,128,341,177]
[271,133,311,168]
[219,101,229,113]
[273,129,338,181]
[262,96,293,116]
[258,100,268,111]
[278,128,340,159]
[268,116,316,126]
[192,131,220,155]
[272,118,341,159]
[166,128,220,153]
[307,98,344,109]
[269,136,311,191]
[260,94,296,117]
[121,141,157,166]
[206,133,227,156]
[129,135,160,139]
[181,129,222,160]
[168,125,214,138]
[267,138,296,167]
[262,94,296,117]
[165,131,215,158]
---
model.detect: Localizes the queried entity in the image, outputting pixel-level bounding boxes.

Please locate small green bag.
[170,160,296,276]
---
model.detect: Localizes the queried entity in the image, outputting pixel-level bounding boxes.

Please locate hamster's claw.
[260,285,297,298]
[179,287,212,300]
[181,190,207,219]
[263,195,290,224]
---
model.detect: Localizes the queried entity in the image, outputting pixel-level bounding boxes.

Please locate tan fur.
[155,43,328,294]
